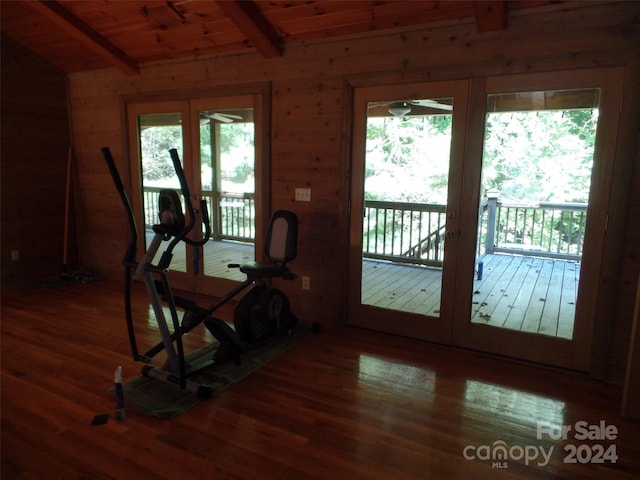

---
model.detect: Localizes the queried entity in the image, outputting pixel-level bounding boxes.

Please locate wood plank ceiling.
[0,1,558,75]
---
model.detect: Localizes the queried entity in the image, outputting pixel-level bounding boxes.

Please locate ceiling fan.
[368,99,453,116]
[201,111,244,123]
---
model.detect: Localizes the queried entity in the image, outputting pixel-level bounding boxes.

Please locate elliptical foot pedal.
[204,316,248,363]
[197,385,213,399]
[213,342,241,364]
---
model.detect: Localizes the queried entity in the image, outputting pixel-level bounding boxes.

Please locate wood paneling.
[0,36,72,286]
[0,1,559,74]
[622,272,640,418]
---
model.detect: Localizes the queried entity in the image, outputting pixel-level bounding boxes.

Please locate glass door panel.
[453,68,625,371]
[473,88,600,341]
[198,107,256,282]
[349,80,469,343]
[128,94,266,297]
[137,112,187,272]
[362,97,453,318]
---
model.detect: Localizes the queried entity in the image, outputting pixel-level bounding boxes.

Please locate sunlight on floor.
[464,380,566,430]
[358,354,436,399]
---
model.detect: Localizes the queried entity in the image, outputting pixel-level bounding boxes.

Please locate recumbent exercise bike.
[102,147,300,398]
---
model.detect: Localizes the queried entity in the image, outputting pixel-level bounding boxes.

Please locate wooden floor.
[2,281,639,479]
[362,254,579,339]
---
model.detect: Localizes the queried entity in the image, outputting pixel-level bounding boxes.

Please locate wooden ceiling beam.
[215,0,283,58]
[23,1,139,75]
[474,1,507,33]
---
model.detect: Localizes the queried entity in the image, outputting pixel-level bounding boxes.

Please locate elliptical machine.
[102,147,299,398]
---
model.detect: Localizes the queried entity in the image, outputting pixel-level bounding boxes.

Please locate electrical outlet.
[302,276,310,290]
[10,250,20,262]
[295,188,311,202]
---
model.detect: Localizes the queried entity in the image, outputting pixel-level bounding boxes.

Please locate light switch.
[295,188,311,202]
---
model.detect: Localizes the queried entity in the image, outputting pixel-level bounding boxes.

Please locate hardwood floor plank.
[2,280,638,479]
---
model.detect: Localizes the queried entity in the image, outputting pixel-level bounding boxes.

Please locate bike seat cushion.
[239,262,290,279]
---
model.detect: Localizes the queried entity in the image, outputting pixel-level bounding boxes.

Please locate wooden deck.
[471,254,579,339]
[362,260,443,315]
[362,253,579,340]
[146,233,254,282]
[148,234,578,340]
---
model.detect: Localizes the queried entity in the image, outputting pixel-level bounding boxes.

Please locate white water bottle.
[114,366,126,420]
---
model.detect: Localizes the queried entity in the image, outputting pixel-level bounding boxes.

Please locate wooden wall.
[51,2,640,382]
[608,72,640,385]
[622,271,640,418]
[1,36,72,286]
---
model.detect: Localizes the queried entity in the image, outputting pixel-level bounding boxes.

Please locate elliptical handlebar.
[167,148,211,249]
[101,146,144,360]
[151,149,210,270]
[101,146,138,265]
[103,146,211,277]
[165,148,195,255]
[195,199,211,247]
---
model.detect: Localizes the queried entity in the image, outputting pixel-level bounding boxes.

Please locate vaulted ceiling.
[1,0,559,75]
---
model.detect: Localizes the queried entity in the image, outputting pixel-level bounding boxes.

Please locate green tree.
[219,123,254,186]
[365,114,452,203]
[482,109,597,203]
[141,125,182,182]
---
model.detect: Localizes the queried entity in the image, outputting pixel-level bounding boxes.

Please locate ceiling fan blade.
[368,101,392,108]
[410,99,453,111]
[368,99,453,112]
[207,113,234,123]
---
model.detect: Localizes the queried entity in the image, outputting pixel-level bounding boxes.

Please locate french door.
[348,80,470,344]
[127,93,268,297]
[349,68,624,371]
[453,69,624,371]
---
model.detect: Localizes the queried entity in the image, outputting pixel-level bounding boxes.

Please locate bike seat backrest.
[153,189,186,237]
[265,210,297,264]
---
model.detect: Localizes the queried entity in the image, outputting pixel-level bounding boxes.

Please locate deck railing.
[143,187,586,264]
[363,200,447,267]
[478,192,587,261]
[143,187,255,242]
[364,195,587,267]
